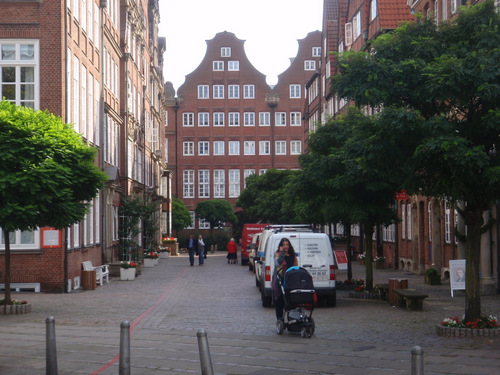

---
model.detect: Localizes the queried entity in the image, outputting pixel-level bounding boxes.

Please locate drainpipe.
[100,0,107,264]
[64,0,69,293]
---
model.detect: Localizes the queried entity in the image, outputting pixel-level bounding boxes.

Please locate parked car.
[256,230,336,308]
[241,223,268,266]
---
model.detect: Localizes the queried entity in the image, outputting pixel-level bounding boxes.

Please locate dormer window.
[221,47,231,57]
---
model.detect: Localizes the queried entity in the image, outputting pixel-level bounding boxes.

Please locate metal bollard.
[119,321,131,375]
[411,345,424,375]
[46,316,58,375]
[197,329,214,375]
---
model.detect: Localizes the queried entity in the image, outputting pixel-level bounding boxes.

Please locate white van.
[256,231,336,307]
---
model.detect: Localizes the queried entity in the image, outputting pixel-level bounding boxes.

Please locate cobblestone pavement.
[0,252,499,374]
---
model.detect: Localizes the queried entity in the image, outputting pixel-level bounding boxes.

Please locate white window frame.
[275,112,287,126]
[197,85,209,99]
[228,84,240,99]
[275,141,286,155]
[290,140,302,155]
[198,141,210,156]
[451,0,457,14]
[183,112,194,126]
[228,141,240,155]
[213,112,225,126]
[244,141,255,155]
[183,141,194,156]
[345,23,352,46]
[187,211,195,229]
[259,140,270,155]
[290,112,301,126]
[244,169,255,188]
[312,47,321,57]
[244,112,255,126]
[213,170,225,198]
[353,11,361,40]
[199,218,210,229]
[401,203,406,239]
[198,112,209,127]
[221,47,231,57]
[229,112,240,126]
[407,203,412,240]
[229,169,240,198]
[213,61,224,71]
[304,60,316,70]
[183,170,195,198]
[259,112,270,126]
[290,84,301,98]
[0,228,40,250]
[213,85,224,99]
[228,61,239,71]
[213,141,225,155]
[371,0,378,21]
[198,170,210,198]
[243,84,255,99]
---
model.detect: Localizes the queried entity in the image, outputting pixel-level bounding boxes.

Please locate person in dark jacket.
[186,234,198,266]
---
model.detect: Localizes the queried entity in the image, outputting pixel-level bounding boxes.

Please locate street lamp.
[265,93,279,169]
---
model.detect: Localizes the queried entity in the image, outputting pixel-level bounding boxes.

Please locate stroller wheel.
[276,319,284,335]
[309,317,315,335]
[300,326,308,338]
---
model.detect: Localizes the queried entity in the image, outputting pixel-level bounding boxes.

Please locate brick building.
[0,0,167,292]
[164,30,322,229]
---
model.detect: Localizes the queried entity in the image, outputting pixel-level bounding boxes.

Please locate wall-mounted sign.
[41,228,61,248]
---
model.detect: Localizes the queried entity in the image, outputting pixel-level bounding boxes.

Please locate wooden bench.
[393,288,428,311]
[82,261,109,286]
[0,283,41,292]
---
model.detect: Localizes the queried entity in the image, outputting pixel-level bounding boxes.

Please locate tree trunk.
[363,223,374,290]
[3,230,12,303]
[464,208,483,322]
[345,225,352,281]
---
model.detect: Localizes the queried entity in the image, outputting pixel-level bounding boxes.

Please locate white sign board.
[449,259,466,297]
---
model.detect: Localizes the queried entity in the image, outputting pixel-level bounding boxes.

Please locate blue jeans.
[188,247,195,265]
[198,247,205,264]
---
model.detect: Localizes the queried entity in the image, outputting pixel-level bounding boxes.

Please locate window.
[442,0,448,20]
[244,84,255,98]
[290,141,302,155]
[244,112,255,126]
[213,85,224,99]
[228,84,240,99]
[290,84,301,98]
[407,203,412,240]
[275,112,286,126]
[244,141,255,155]
[213,170,225,198]
[213,61,224,71]
[183,112,194,126]
[345,23,352,46]
[198,141,210,156]
[290,112,301,126]
[445,200,451,243]
[304,60,316,70]
[229,141,240,155]
[451,0,457,14]
[275,141,286,155]
[198,85,209,98]
[183,170,195,198]
[198,170,210,198]
[229,112,240,126]
[1,41,39,109]
[401,203,406,239]
[213,141,225,155]
[228,61,239,71]
[186,211,195,229]
[0,228,39,250]
[259,169,268,175]
[183,141,194,156]
[213,112,225,126]
[221,47,231,57]
[198,112,209,126]
[229,169,240,198]
[259,112,270,126]
[312,47,321,57]
[244,169,255,188]
[428,202,432,242]
[353,11,361,40]
[371,0,377,21]
[199,218,210,229]
[259,140,270,155]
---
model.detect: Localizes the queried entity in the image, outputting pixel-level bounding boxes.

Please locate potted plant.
[374,256,386,269]
[143,251,159,267]
[157,245,170,259]
[425,267,441,285]
[120,262,138,280]
[358,252,366,265]
[162,236,178,255]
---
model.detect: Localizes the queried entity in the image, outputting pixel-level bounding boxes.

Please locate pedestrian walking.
[227,238,238,264]
[186,234,198,266]
[272,238,298,321]
[198,234,205,265]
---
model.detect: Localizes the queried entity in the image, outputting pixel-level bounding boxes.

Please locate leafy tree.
[236,169,300,223]
[331,1,500,321]
[195,199,237,236]
[0,101,107,302]
[171,197,192,233]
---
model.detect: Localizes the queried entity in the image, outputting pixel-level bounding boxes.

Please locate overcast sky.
[158,0,324,90]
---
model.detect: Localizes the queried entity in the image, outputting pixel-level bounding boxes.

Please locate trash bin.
[388,278,408,305]
[82,270,97,290]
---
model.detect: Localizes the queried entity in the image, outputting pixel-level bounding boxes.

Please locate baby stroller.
[276,266,317,338]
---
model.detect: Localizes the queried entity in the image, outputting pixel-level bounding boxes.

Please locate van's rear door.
[298,235,331,284]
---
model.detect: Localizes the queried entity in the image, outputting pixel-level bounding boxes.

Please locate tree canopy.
[172,197,192,232]
[0,101,107,302]
[331,1,500,320]
[195,199,237,231]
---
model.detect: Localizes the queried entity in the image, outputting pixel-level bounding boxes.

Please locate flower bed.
[0,299,31,315]
[348,285,381,299]
[336,278,364,290]
[436,316,498,337]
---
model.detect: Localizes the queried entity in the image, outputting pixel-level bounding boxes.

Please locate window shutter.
[345,23,352,46]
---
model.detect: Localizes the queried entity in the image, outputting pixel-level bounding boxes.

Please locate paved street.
[0,251,499,374]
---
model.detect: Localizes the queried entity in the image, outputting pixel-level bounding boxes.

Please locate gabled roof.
[378,0,414,30]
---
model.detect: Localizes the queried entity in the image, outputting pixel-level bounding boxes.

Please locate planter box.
[120,268,136,281]
[348,291,380,299]
[358,259,365,265]
[143,258,156,268]
[436,325,499,337]
[425,275,441,285]
[374,262,385,269]
[160,252,170,259]
[0,303,32,315]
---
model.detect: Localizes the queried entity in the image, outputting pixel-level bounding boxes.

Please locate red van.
[240,223,268,265]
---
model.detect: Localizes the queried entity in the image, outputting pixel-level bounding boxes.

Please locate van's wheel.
[249,262,253,272]
[276,320,284,335]
[260,286,272,307]
[255,277,260,287]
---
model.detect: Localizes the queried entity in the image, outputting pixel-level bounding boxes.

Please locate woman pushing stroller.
[272,238,298,321]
